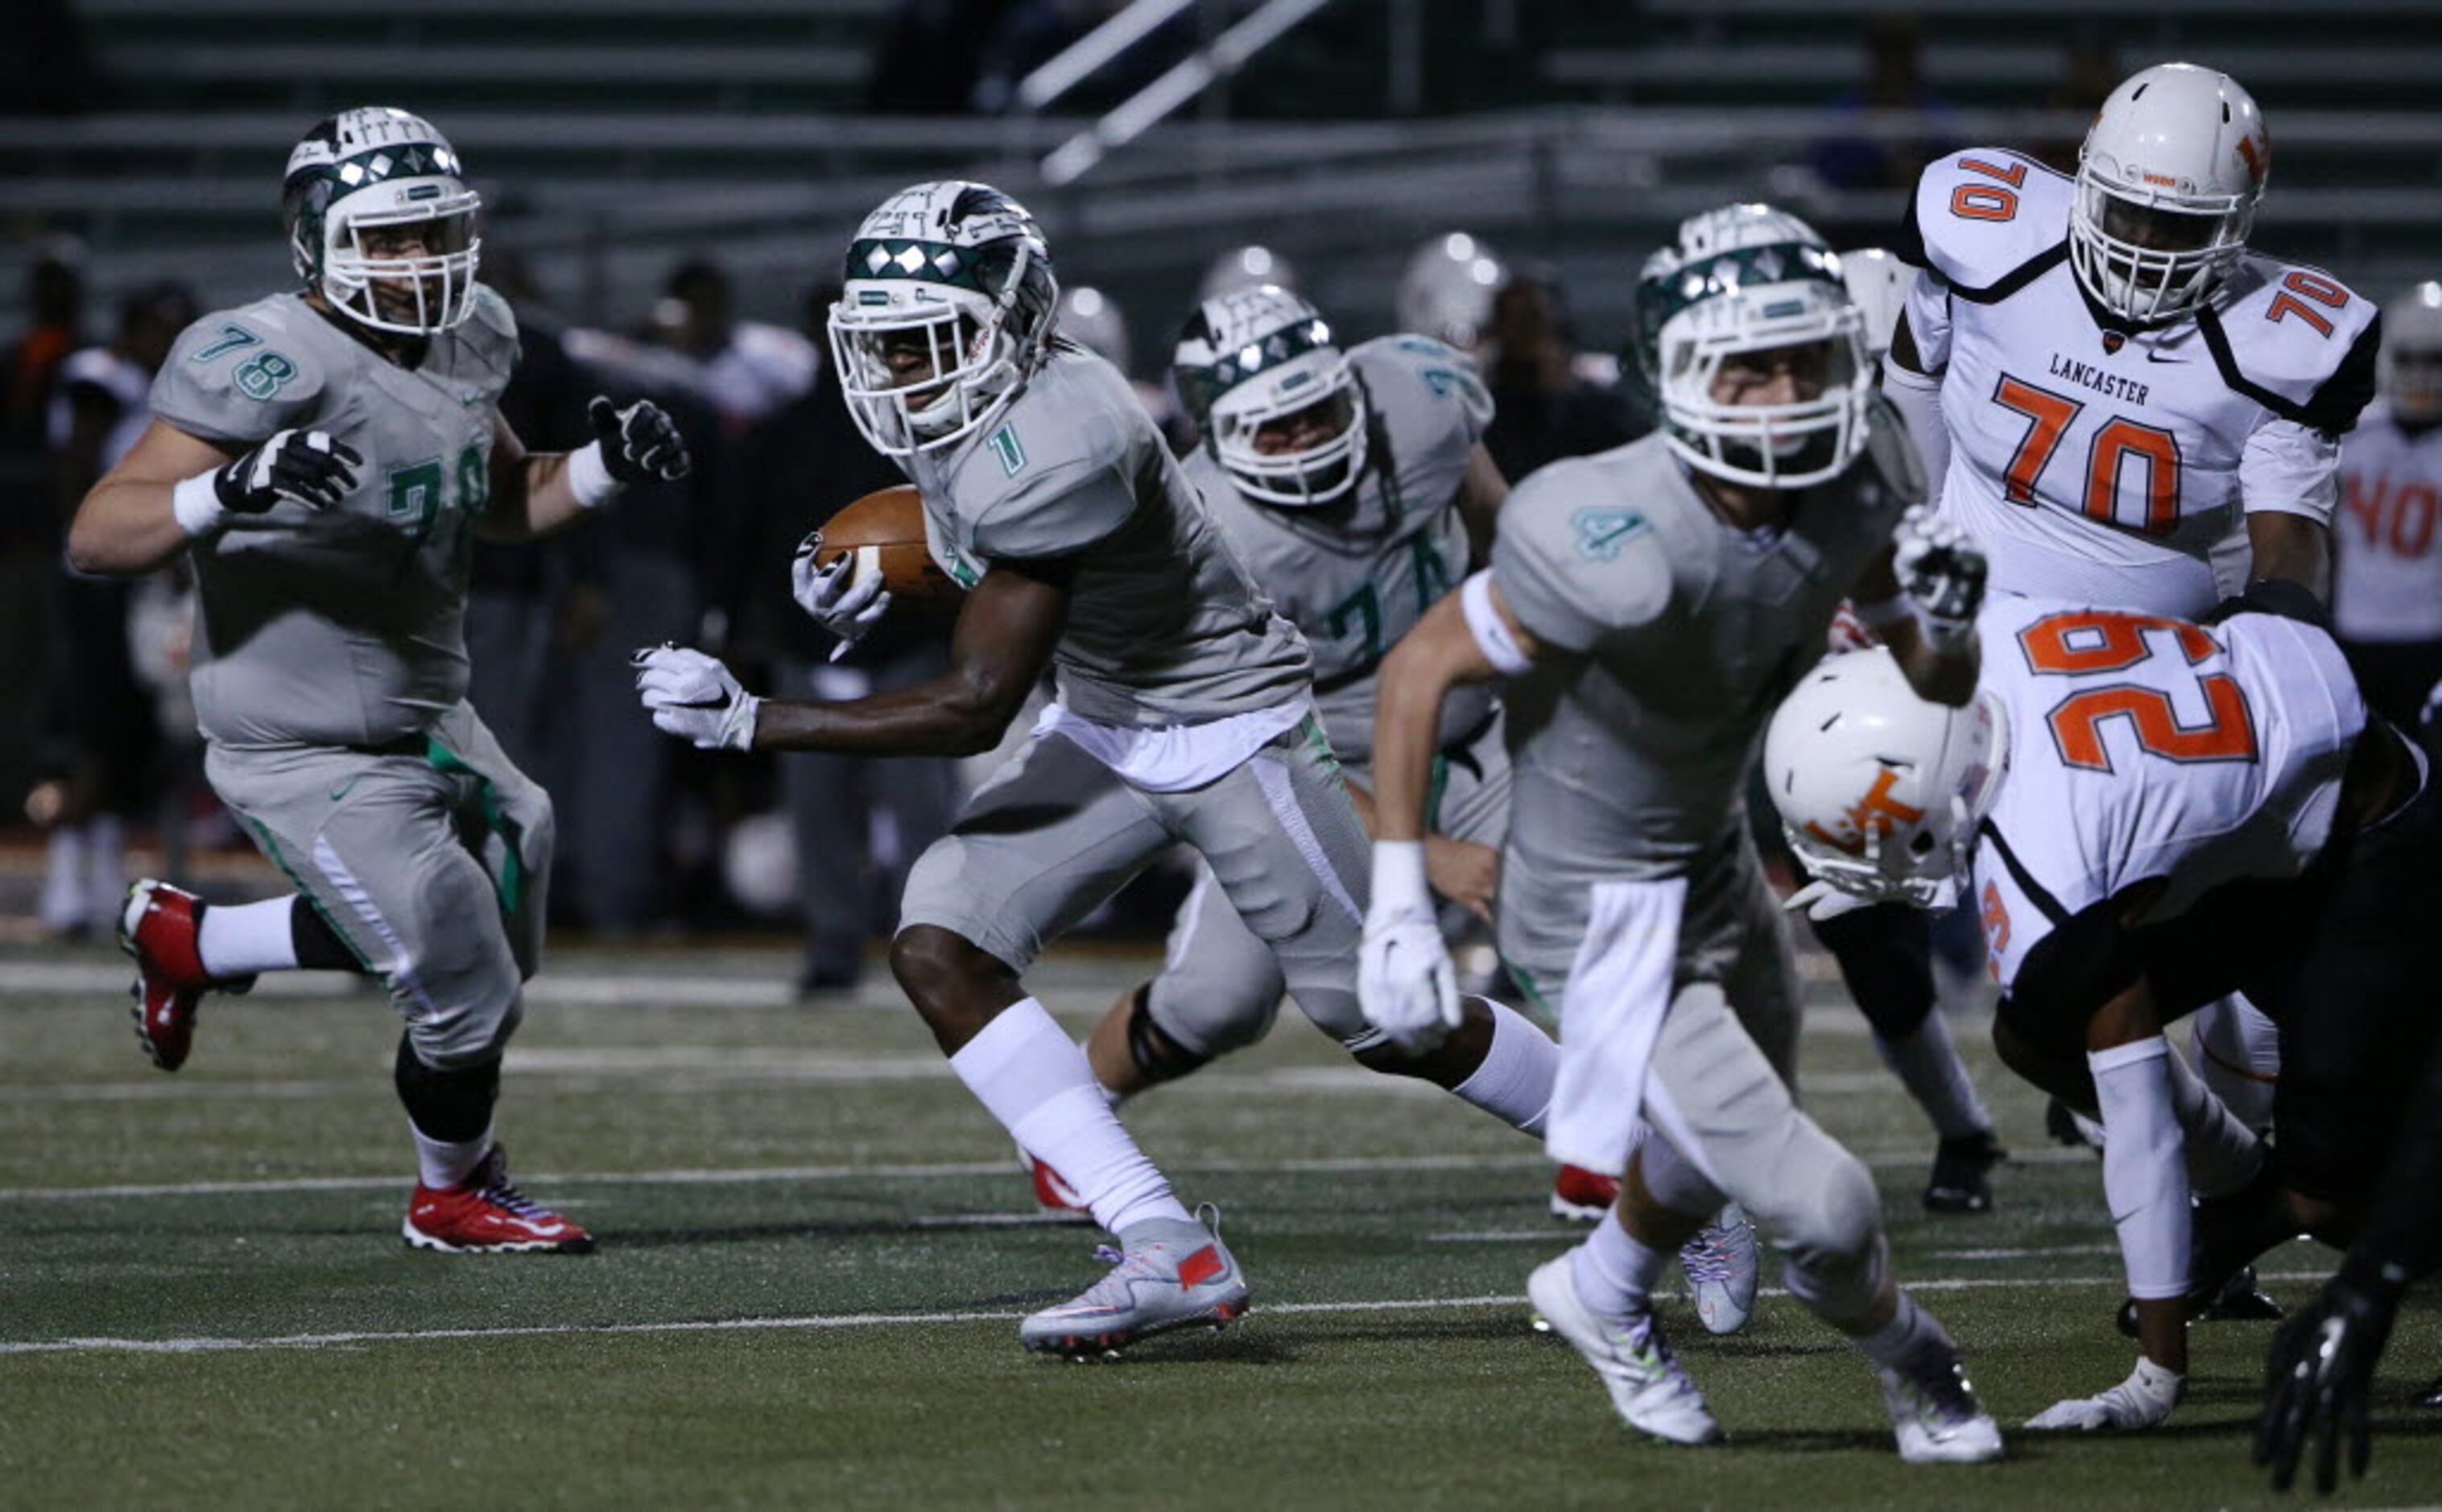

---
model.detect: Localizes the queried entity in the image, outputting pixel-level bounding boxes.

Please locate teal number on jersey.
[1409,532,1451,605]
[988,424,1027,477]
[1327,535,1451,666]
[1328,582,1384,662]
[190,324,263,363]
[386,458,445,523]
[233,351,299,401]
[385,444,488,556]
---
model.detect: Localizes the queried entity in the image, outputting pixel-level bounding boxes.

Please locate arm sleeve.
[1897,269,1952,374]
[970,456,1138,563]
[147,316,324,449]
[2237,415,2341,524]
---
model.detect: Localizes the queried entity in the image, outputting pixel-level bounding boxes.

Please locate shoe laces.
[1680,1222,1745,1287]
[472,1154,549,1219]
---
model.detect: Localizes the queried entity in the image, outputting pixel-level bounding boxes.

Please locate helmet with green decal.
[281,106,481,337]
[1634,204,1870,489]
[1173,284,1367,507]
[827,180,1060,457]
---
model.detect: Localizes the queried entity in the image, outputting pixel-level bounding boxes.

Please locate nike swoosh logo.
[2144,351,2187,365]
[329,776,361,801]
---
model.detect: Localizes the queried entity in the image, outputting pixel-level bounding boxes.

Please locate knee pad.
[1771,1130,1882,1273]
[395,1034,501,1142]
[1128,986,1225,1082]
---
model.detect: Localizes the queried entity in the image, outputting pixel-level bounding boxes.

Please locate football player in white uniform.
[1885,60,2377,1171]
[2334,282,2442,725]
[1766,602,2434,1436]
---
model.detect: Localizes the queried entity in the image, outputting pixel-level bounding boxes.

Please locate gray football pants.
[1503,828,1883,1310]
[1147,714,1510,1056]
[899,713,1380,1047]
[205,700,552,1069]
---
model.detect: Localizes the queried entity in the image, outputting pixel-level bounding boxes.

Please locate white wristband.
[567,440,622,510]
[1461,571,1533,675]
[1371,839,1432,919]
[172,470,229,538]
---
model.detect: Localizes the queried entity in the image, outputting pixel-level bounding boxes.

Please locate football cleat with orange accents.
[1028,1155,1098,1224]
[118,878,255,1072]
[1550,1163,1621,1221]
[403,1146,594,1254]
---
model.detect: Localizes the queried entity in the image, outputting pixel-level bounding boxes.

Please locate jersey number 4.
[2018,610,2258,772]
[1993,374,2184,536]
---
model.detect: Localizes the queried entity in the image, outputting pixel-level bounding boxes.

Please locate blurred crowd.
[0,232,1638,992]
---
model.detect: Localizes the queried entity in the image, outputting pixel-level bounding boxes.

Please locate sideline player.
[2333,282,2442,725]
[1359,205,2002,1460]
[1765,597,2432,1435]
[67,106,690,1252]
[634,181,1569,1357]
[1884,61,2380,1152]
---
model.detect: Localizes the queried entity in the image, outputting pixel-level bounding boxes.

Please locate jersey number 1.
[1993,374,2184,536]
[2017,610,2258,772]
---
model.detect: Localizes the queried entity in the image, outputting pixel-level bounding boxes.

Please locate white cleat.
[1019,1208,1249,1357]
[1528,1255,1722,1445]
[1878,1357,2006,1464]
[1679,1202,1758,1336]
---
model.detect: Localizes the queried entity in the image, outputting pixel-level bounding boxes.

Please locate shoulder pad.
[2199,257,2382,436]
[468,282,519,345]
[1903,149,2071,299]
[1858,392,1928,506]
[1350,334,1494,444]
[1494,451,1674,642]
[152,300,328,444]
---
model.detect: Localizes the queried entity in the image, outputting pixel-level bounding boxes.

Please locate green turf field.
[2,941,2434,1508]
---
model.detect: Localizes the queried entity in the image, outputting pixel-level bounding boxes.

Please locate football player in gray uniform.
[68,106,690,1253]
[635,182,1569,1357]
[1360,206,2004,1460]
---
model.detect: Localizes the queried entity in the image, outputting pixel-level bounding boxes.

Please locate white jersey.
[48,346,154,469]
[1904,149,2379,618]
[2334,405,2442,642]
[1969,593,2363,994]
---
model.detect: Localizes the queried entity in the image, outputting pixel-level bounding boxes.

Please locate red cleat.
[118,878,253,1072]
[403,1146,594,1254]
[1550,1163,1621,1222]
[1031,1156,1097,1224]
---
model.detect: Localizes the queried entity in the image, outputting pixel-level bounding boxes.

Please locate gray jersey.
[150,288,518,748]
[1494,398,1919,885]
[1189,334,1495,765]
[902,346,1309,726]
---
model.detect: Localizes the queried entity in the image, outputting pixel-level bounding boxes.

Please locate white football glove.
[632,644,759,751]
[1784,877,1875,923]
[2026,1356,2184,1431]
[1358,841,1462,1053]
[791,531,891,663]
[1891,504,1987,653]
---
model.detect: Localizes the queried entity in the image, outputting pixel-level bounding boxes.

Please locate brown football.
[809,485,964,610]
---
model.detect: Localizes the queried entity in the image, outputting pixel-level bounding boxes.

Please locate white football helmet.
[1174,284,1367,507]
[1396,232,1506,350]
[1764,647,2007,907]
[281,106,481,337]
[1635,204,1870,489]
[1840,247,1914,365]
[2072,63,2269,325]
[1056,285,1130,374]
[1200,245,1300,301]
[828,180,1059,456]
[2380,281,2442,428]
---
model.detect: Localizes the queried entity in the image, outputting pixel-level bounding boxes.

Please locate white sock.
[197,896,302,978]
[1855,1286,1959,1374]
[2164,1042,2264,1199]
[1571,1209,1669,1318]
[412,1123,494,1189]
[1451,998,1560,1135]
[39,826,88,931]
[2089,1037,2191,1302]
[1874,1014,1993,1142]
[951,998,1189,1235]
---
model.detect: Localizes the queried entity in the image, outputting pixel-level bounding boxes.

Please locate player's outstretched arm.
[747,556,1069,758]
[67,419,357,576]
[1852,506,1981,707]
[482,399,692,543]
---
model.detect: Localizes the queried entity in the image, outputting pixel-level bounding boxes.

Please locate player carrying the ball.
[634,182,1573,1357]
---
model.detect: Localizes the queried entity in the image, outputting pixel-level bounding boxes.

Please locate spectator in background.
[1475,272,1635,483]
[1809,14,1957,192]
[652,258,816,436]
[2334,282,2442,727]
[723,284,959,995]
[2,250,84,820]
[35,282,195,931]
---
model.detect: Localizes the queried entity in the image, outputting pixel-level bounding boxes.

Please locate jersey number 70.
[1992,374,2184,537]
[2018,610,2258,772]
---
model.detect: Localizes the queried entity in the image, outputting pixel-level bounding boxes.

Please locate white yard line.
[0,1274,2329,1357]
